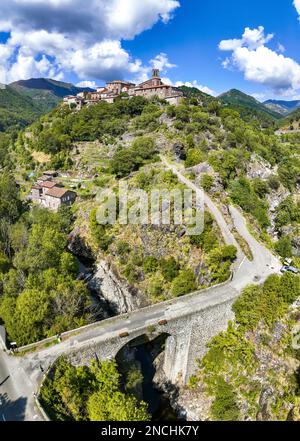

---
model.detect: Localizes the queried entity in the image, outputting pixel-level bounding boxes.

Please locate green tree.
[171,269,197,297]
[160,257,180,282]
[201,174,214,192]
[275,236,293,258]
[185,148,204,168]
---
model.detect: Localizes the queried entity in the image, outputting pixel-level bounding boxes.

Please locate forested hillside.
[0,78,95,134]
[219,89,282,128]
[0,89,299,421]
[0,86,42,133]
[10,78,95,114]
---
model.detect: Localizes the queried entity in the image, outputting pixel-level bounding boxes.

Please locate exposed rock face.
[247,155,275,180]
[292,236,300,257]
[159,113,173,129]
[172,142,186,160]
[88,259,147,314]
[153,353,211,421]
[152,335,222,421]
[266,188,291,237]
[68,228,94,260]
[188,162,214,175]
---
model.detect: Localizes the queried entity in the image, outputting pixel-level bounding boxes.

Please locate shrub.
[89,209,113,251]
[143,256,159,274]
[185,148,204,168]
[267,175,280,191]
[210,377,240,421]
[116,241,131,257]
[201,174,214,192]
[160,257,180,282]
[274,236,293,258]
[110,137,157,178]
[124,264,140,284]
[171,269,197,297]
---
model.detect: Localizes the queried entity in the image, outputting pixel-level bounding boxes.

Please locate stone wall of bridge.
[65,296,235,385]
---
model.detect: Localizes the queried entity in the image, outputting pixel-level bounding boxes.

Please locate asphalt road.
[0,350,42,421]
[0,159,281,421]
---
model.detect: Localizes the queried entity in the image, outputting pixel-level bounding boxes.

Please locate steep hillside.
[10,78,95,113]
[178,85,216,107]
[219,89,282,127]
[0,85,42,133]
[281,107,300,128]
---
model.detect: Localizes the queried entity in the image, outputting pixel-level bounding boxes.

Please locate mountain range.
[263,99,300,115]
[0,78,94,133]
[1,77,300,133]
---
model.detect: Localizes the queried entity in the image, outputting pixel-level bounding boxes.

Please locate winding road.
[0,158,281,421]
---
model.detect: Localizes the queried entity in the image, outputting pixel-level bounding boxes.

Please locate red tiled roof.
[41,181,57,189]
[45,187,69,199]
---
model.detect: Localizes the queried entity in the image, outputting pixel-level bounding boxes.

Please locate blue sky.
[1,0,300,100]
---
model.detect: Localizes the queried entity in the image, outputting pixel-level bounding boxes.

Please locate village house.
[29,174,77,211]
[63,70,183,108]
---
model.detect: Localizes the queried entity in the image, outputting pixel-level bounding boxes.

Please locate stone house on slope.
[30,177,77,211]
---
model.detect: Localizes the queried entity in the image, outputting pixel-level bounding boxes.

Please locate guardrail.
[0,325,7,351]
[14,273,234,355]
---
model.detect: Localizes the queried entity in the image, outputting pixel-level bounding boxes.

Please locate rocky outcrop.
[292,235,300,257]
[172,142,187,160]
[88,259,147,314]
[153,352,211,421]
[247,155,275,180]
[68,228,94,261]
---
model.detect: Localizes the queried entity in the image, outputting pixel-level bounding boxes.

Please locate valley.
[0,80,299,421]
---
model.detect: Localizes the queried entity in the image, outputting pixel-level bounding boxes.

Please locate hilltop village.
[63,69,184,109]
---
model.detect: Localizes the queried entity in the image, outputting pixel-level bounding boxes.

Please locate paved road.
[0,349,42,421]
[160,157,242,254]
[0,159,281,421]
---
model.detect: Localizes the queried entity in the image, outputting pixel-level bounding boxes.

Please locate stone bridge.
[18,281,239,393]
[65,288,236,384]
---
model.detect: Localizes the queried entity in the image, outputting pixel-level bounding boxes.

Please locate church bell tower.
[152,68,160,78]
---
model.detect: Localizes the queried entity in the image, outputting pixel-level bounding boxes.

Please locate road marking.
[2,414,6,421]
[236,256,247,272]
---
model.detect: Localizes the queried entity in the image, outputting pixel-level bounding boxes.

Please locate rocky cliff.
[88,259,148,314]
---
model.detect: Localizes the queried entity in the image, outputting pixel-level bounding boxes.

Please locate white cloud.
[0,0,180,83]
[251,93,266,101]
[277,43,286,53]
[150,53,177,72]
[219,26,300,95]
[294,0,300,17]
[76,80,97,89]
[219,26,273,51]
[162,77,217,96]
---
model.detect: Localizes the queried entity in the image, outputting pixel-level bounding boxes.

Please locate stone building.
[129,69,183,104]
[43,187,77,211]
[29,176,77,211]
[63,69,183,108]
[106,80,135,95]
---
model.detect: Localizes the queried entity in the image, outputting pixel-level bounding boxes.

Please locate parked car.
[280,266,299,275]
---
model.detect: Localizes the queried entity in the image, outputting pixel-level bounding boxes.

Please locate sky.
[0,0,300,101]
